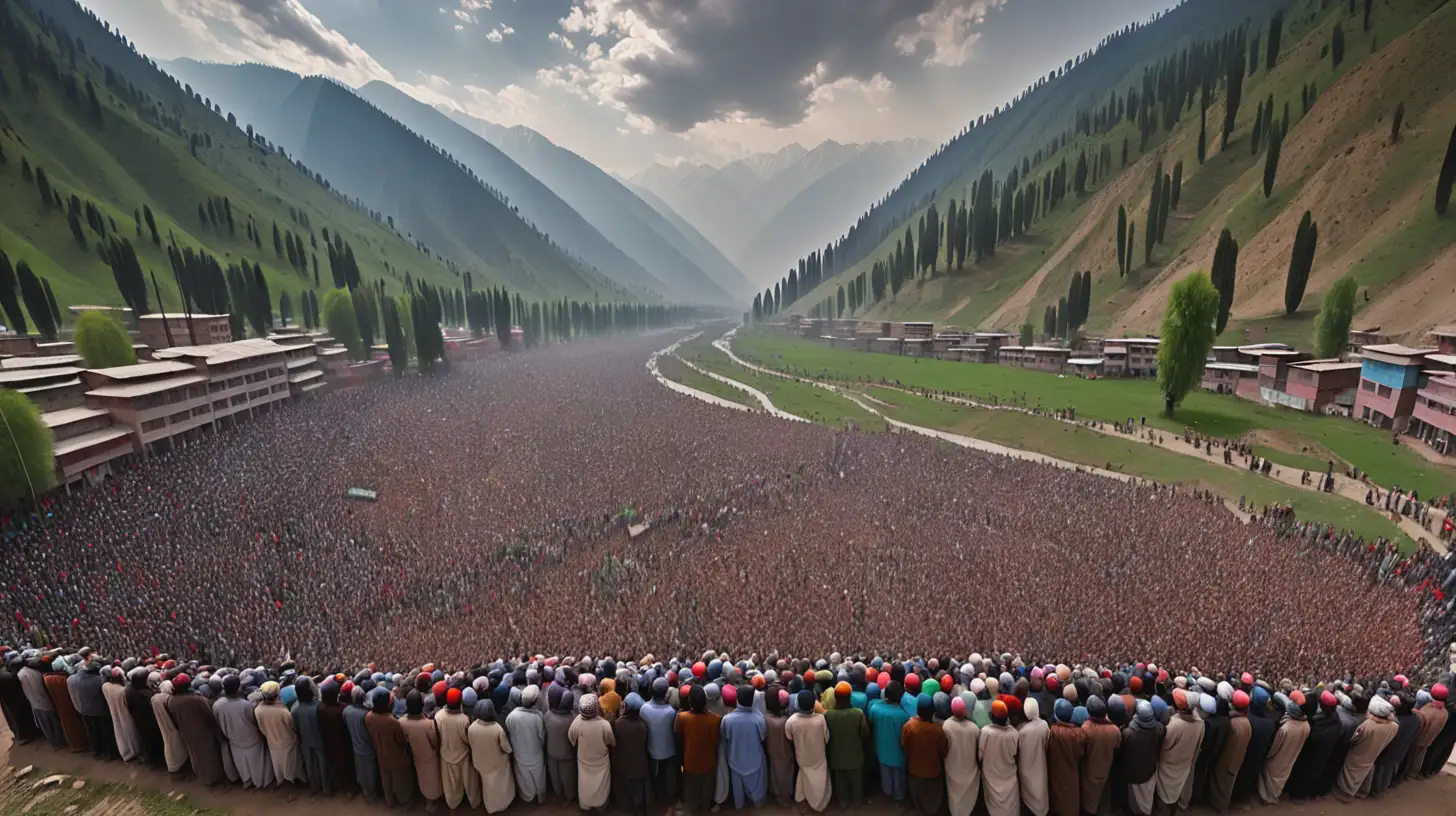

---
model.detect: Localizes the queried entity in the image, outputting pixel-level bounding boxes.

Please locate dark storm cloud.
[612,0,938,132]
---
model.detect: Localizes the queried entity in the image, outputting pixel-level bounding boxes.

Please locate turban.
[933,692,951,721]
[951,696,966,718]
[261,681,280,700]
[1240,672,1254,686]
[579,693,600,718]
[704,684,721,703]
[222,675,241,695]
[905,674,921,693]
[752,675,765,690]
[1030,667,1045,680]
[1063,684,1078,702]
[985,677,999,696]
[462,688,478,710]
[1232,690,1250,711]
[475,699,496,722]
[971,678,985,696]
[999,672,1014,690]
[866,683,880,701]
[722,684,738,707]
[1108,695,1127,725]
[1394,674,1408,689]
[1129,676,1143,694]
[991,700,1009,723]
[1172,689,1188,710]
[1054,698,1074,723]
[1135,700,1154,723]
[1217,681,1234,701]
[866,668,879,685]
[521,685,540,707]
[1150,696,1168,723]
[940,674,953,692]
[708,660,723,680]
[1433,684,1449,701]
[876,672,890,690]
[797,689,816,713]
[1320,691,1338,709]
[1197,677,1216,693]
[1072,706,1088,726]
[1251,686,1270,711]
[1046,675,1061,694]
[1369,696,1393,719]
[1173,676,1188,689]
[915,694,934,721]
[1087,695,1108,720]
[1056,665,1071,683]
[280,685,297,707]
[1417,690,1432,706]
[692,662,707,679]
[174,673,191,691]
[446,687,462,708]
[835,682,851,697]
[625,692,644,715]
[1021,697,1038,721]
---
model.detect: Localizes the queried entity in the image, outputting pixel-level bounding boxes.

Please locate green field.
[735,332,1456,497]
[864,386,1416,549]
[656,352,752,407]
[677,334,887,431]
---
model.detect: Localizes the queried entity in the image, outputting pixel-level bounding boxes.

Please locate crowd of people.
[0,330,1454,810]
[3,648,1455,815]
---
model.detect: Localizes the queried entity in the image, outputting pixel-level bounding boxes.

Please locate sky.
[80,0,1177,176]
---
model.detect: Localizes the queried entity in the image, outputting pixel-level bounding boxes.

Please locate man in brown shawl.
[167,674,227,786]
[1156,690,1203,813]
[1046,698,1086,816]
[1337,694,1397,801]
[1258,693,1310,804]
[1080,695,1121,816]
[365,689,416,808]
[1206,689,1250,812]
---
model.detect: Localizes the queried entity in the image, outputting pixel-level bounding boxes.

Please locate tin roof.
[86,374,208,399]
[86,361,195,380]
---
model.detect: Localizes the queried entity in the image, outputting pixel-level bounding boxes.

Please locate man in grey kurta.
[215,676,274,789]
[342,686,379,799]
[546,686,579,802]
[291,678,331,794]
[18,659,62,747]
[507,684,548,804]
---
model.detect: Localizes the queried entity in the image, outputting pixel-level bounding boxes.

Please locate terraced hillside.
[0,0,623,334]
[772,0,1454,348]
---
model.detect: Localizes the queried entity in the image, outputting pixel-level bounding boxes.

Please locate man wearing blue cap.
[641,677,678,807]
[613,692,651,815]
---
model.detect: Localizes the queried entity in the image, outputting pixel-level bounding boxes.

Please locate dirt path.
[724,331,1442,549]
[942,295,973,322]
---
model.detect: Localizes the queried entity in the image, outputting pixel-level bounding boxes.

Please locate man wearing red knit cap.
[1207,690,1251,812]
[437,685,479,810]
[1409,682,1449,778]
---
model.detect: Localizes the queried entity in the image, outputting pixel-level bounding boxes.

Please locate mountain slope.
[443,108,750,303]
[166,60,647,300]
[734,140,929,284]
[0,0,514,330]
[622,180,745,296]
[781,0,1456,350]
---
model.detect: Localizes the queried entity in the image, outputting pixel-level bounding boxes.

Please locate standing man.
[785,689,831,813]
[214,675,273,790]
[943,695,980,816]
[292,678,331,795]
[317,679,357,795]
[1080,695,1121,816]
[824,682,867,808]
[978,699,1020,816]
[1018,697,1050,816]
[675,686,722,814]
[612,692,651,816]
[470,700,516,814]
[764,687,796,808]
[1258,694,1310,803]
[343,686,380,800]
[167,674,227,787]
[506,684,548,805]
[721,684,768,809]
[568,693,616,812]
[1207,689,1251,812]
[640,677,680,808]
[365,689,415,808]
[437,687,480,811]
[1120,701,1163,816]
[1156,690,1203,814]
[870,681,911,805]
[902,694,948,816]
[1047,699,1087,816]
[255,681,302,786]
[1408,683,1448,778]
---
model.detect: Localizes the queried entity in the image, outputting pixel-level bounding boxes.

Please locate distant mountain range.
[439,106,755,302]
[629,139,930,287]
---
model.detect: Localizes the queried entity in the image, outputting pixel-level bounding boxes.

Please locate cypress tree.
[1171,162,1183,209]
[1116,205,1127,274]
[1390,102,1404,144]
[1437,123,1456,216]
[0,251,26,335]
[1284,211,1318,315]
[1126,220,1136,276]
[1267,11,1284,71]
[1144,164,1161,266]
[1056,296,1069,338]
[1210,228,1239,334]
[1332,23,1345,68]
[16,262,56,341]
[1263,124,1284,198]
[1158,174,1172,243]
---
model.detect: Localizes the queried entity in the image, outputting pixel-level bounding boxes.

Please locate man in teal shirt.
[869,681,910,803]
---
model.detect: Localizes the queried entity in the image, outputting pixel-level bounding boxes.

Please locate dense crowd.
[3,647,1455,816]
[1,329,1455,810]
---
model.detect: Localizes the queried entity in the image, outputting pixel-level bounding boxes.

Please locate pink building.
[1411,372,1456,457]
[1282,359,1361,413]
[998,345,1072,373]
[1353,343,1434,430]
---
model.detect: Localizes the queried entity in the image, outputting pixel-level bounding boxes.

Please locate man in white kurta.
[568,693,616,810]
[100,668,139,762]
[1017,697,1050,816]
[471,700,516,813]
[506,685,548,804]
[978,699,1020,816]
[784,690,832,812]
[944,695,981,816]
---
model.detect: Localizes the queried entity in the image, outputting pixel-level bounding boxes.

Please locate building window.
[1361,379,1376,392]
[1377,384,1392,398]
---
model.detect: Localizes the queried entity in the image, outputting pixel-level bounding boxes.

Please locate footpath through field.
[706,328,1438,550]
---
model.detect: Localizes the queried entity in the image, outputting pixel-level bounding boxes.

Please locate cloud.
[157,0,395,86]
[485,24,514,43]
[548,31,575,52]
[553,0,1000,133]
[453,0,493,24]
[896,0,1004,67]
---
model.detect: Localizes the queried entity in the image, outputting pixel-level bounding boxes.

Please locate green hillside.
[0,0,619,336]
[761,0,1455,345]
